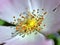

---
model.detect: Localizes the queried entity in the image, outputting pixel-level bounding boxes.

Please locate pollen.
[12,9,47,37]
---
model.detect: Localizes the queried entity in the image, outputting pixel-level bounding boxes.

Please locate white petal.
[28,0,43,10]
[0,26,15,43]
[5,33,46,45]
[5,34,54,45]
[50,7,60,33]
[0,0,29,23]
[41,6,60,35]
[30,0,60,11]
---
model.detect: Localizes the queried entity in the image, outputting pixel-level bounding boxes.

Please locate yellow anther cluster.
[12,9,47,37]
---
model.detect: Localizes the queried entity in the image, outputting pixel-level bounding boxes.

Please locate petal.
[0,0,29,23]
[0,0,11,11]
[50,7,60,33]
[40,5,60,35]
[30,0,60,11]
[4,33,47,45]
[0,26,15,43]
[28,0,43,10]
[5,34,53,45]
[10,0,30,12]
[43,39,54,45]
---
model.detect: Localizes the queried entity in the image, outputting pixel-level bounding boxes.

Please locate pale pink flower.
[0,0,60,45]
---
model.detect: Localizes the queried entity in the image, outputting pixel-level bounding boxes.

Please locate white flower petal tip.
[11,9,47,38]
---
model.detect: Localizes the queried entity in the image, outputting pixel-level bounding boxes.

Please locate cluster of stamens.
[12,9,47,37]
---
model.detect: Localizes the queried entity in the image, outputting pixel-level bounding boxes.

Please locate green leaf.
[57,37,60,45]
[47,34,56,39]
[0,19,15,26]
[0,19,5,25]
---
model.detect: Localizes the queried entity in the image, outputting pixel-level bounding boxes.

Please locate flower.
[0,0,60,45]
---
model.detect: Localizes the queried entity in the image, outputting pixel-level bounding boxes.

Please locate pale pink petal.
[0,0,29,23]
[4,34,54,45]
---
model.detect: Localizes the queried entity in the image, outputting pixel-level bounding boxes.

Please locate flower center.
[12,9,47,37]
